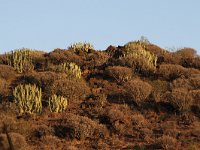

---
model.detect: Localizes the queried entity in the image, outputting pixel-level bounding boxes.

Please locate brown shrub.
[161,121,177,137]
[46,49,83,66]
[105,66,133,84]
[148,80,170,102]
[105,45,117,56]
[182,57,200,69]
[131,113,149,128]
[156,135,177,150]
[189,90,200,108]
[176,47,197,58]
[0,132,28,150]
[0,78,9,100]
[172,76,200,90]
[157,64,189,81]
[53,113,108,140]
[0,65,16,80]
[51,78,90,102]
[123,79,152,105]
[167,88,193,112]
[19,71,90,101]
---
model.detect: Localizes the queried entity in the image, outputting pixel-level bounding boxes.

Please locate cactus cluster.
[13,84,42,114]
[58,62,81,79]
[48,94,68,113]
[5,48,34,73]
[69,42,94,54]
[124,41,158,70]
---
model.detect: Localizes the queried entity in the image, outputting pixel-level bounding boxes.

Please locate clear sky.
[0,0,200,54]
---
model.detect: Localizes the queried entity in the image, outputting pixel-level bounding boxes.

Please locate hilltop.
[0,40,200,149]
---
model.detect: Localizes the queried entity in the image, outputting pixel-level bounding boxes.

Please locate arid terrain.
[0,39,200,150]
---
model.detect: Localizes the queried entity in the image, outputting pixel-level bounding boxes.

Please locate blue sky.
[0,0,200,54]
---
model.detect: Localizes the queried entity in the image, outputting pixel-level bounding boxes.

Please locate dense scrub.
[0,40,200,149]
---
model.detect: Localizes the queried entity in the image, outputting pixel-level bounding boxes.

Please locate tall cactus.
[124,41,157,71]
[13,84,42,114]
[69,42,94,54]
[48,94,68,113]
[58,62,81,79]
[5,48,34,73]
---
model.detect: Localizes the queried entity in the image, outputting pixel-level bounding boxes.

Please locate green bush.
[13,84,42,114]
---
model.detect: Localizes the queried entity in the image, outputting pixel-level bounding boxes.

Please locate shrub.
[156,135,177,150]
[148,80,170,102]
[13,84,42,114]
[48,95,68,113]
[123,79,152,105]
[167,88,193,112]
[157,64,189,81]
[131,113,149,128]
[105,66,133,84]
[0,64,16,80]
[69,42,94,54]
[0,78,9,100]
[176,47,197,58]
[51,78,90,102]
[182,57,200,69]
[53,113,107,140]
[172,76,200,90]
[5,48,34,73]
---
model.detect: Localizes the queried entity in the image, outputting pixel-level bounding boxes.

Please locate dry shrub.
[182,57,200,69]
[123,79,152,105]
[0,134,8,150]
[105,45,117,56]
[53,113,108,140]
[39,135,62,149]
[172,76,200,90]
[161,121,177,137]
[176,48,197,58]
[0,132,28,150]
[149,80,170,102]
[132,113,149,128]
[0,64,16,80]
[102,105,132,134]
[0,78,9,99]
[156,135,177,150]
[46,49,82,66]
[157,64,189,81]
[20,71,90,101]
[190,90,200,109]
[167,88,193,112]
[18,71,66,98]
[105,66,133,84]
[51,78,90,102]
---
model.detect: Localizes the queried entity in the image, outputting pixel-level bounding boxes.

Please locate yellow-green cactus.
[5,48,34,73]
[124,41,157,71]
[69,42,94,53]
[48,94,68,113]
[58,62,81,79]
[13,84,42,114]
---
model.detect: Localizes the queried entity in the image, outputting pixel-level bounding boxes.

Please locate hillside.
[0,40,200,150]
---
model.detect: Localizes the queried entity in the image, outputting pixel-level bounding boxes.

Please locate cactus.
[69,42,94,54]
[48,94,68,113]
[13,84,42,114]
[124,41,157,71]
[5,48,34,73]
[58,62,81,79]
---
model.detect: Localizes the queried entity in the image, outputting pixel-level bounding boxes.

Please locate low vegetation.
[0,40,200,149]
